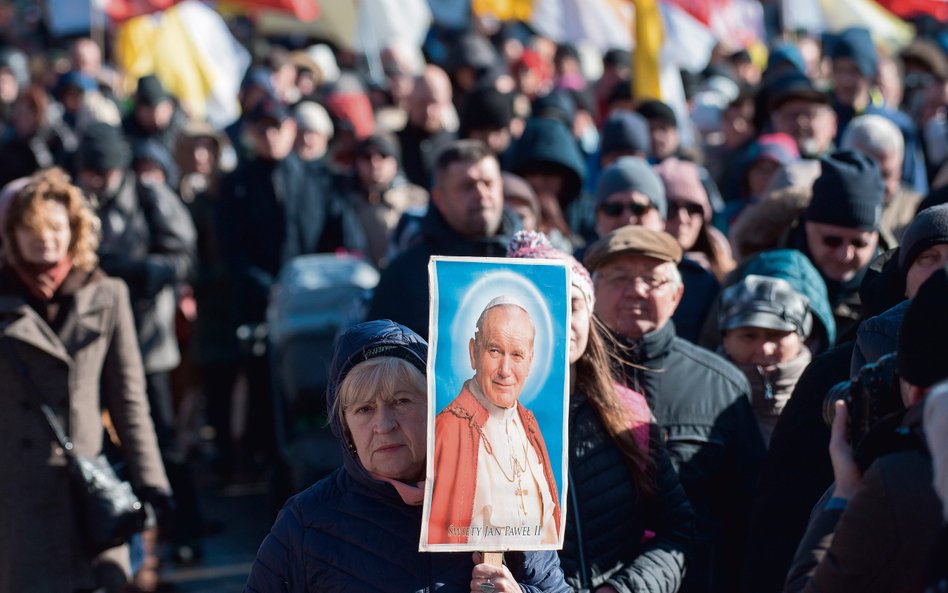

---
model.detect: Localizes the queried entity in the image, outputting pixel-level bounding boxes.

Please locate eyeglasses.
[668,201,705,217]
[599,201,653,218]
[820,235,872,249]
[597,270,672,291]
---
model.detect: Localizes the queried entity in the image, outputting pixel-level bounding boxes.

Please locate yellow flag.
[472,0,533,21]
[632,0,663,101]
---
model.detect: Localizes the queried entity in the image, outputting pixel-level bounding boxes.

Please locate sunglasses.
[821,235,872,249]
[599,202,652,218]
[669,201,705,217]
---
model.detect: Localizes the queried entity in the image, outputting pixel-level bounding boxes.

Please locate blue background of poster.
[429,257,570,496]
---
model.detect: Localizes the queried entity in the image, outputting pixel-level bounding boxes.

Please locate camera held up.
[822,353,912,472]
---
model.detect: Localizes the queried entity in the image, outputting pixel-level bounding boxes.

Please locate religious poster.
[420,256,571,552]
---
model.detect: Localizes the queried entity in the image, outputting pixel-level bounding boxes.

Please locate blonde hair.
[333,356,426,442]
[1,168,100,271]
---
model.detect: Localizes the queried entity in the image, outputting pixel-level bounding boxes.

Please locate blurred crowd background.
[3,0,948,592]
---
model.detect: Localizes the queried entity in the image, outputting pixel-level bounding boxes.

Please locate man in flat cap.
[584,225,765,593]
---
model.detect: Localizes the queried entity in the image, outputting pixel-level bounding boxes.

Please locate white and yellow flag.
[114,0,250,128]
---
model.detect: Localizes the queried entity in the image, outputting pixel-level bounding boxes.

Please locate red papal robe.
[428,381,561,545]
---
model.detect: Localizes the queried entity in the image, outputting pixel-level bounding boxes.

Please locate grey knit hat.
[595,156,667,219]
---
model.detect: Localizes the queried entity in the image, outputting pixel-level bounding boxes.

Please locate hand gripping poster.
[420,256,570,552]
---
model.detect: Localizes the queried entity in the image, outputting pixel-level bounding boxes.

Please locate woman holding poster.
[507,231,694,593]
[244,319,569,593]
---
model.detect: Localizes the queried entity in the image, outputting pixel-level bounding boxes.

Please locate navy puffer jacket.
[561,390,694,593]
[244,320,570,593]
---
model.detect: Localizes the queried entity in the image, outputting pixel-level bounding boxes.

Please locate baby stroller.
[266,253,380,498]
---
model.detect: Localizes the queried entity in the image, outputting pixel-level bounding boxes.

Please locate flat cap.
[583,225,682,271]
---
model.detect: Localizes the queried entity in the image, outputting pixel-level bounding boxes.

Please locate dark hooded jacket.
[699,249,837,357]
[507,117,585,201]
[243,320,570,593]
[506,117,594,243]
[367,204,519,338]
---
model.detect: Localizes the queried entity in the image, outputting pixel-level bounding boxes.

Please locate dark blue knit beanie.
[806,150,885,231]
[828,27,878,78]
[600,111,650,156]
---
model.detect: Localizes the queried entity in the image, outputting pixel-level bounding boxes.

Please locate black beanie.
[898,266,948,388]
[136,74,171,106]
[601,110,650,156]
[806,150,885,231]
[461,87,513,131]
[637,99,677,126]
[78,122,132,172]
[898,204,948,273]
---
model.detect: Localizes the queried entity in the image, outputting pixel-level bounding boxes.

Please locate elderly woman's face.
[344,376,427,482]
[14,201,71,266]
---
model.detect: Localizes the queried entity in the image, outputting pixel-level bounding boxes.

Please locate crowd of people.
[2,5,948,593]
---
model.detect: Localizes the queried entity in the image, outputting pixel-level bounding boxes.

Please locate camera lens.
[823,380,851,427]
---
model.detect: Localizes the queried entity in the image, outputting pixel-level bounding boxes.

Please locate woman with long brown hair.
[507,231,694,593]
[0,168,170,593]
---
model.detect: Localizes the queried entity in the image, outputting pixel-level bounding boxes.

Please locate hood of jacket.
[741,248,837,349]
[507,117,586,204]
[326,320,428,485]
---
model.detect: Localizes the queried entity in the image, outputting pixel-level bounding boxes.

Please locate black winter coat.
[615,321,766,593]
[741,341,853,593]
[397,124,455,189]
[366,204,518,338]
[561,389,694,593]
[218,155,366,325]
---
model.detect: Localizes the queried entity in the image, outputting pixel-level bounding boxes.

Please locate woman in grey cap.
[719,275,814,445]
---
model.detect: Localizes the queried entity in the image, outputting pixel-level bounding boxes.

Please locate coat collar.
[0,296,72,364]
[420,202,520,254]
[58,274,111,355]
[623,320,677,363]
[0,270,111,363]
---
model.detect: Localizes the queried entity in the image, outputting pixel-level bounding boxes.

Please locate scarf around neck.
[12,256,74,301]
[369,473,426,506]
[734,346,812,414]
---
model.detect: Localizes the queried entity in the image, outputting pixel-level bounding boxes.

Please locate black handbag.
[39,403,149,555]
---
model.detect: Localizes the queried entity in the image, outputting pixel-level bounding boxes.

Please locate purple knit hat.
[507,230,595,308]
